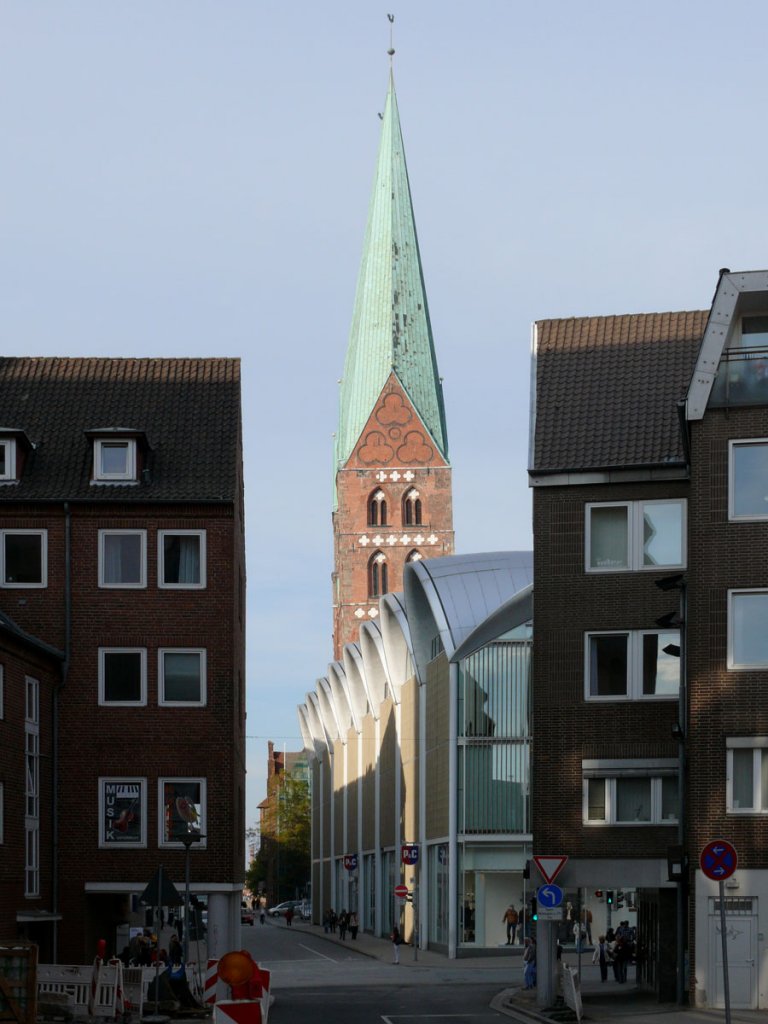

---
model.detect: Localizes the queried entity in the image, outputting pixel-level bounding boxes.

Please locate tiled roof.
[0,357,240,502]
[531,311,708,473]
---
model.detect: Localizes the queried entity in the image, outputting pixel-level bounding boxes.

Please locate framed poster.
[159,778,206,847]
[99,778,146,847]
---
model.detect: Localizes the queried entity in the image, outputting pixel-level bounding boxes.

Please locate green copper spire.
[336,73,448,474]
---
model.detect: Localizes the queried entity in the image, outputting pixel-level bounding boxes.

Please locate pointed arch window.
[369,489,388,527]
[369,550,389,598]
[406,549,423,564]
[403,488,422,526]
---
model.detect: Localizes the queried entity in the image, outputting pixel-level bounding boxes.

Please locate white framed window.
[93,439,137,482]
[25,676,39,896]
[99,778,147,847]
[585,630,680,700]
[729,440,768,520]
[727,739,768,813]
[728,590,768,669]
[583,760,678,825]
[1,530,47,587]
[586,500,686,572]
[158,649,206,706]
[98,648,147,706]
[0,439,17,482]
[158,530,206,588]
[99,530,146,588]
[159,778,206,848]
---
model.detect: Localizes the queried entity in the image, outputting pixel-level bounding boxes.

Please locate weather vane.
[387,13,395,62]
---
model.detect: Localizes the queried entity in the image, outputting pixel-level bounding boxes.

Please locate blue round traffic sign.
[537,883,564,908]
[700,839,738,881]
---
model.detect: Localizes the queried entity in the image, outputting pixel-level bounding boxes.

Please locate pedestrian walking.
[592,934,609,982]
[349,912,359,940]
[502,904,518,945]
[391,924,401,964]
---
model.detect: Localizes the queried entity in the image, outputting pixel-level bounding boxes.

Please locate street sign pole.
[700,839,737,1024]
[719,880,731,1024]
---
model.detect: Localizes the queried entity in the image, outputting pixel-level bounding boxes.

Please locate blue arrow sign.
[537,884,563,909]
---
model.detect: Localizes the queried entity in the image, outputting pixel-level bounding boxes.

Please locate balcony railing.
[710,347,768,407]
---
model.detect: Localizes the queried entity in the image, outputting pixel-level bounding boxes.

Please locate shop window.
[159,530,206,588]
[99,648,147,706]
[729,440,768,520]
[159,649,206,705]
[159,778,206,847]
[94,438,137,482]
[583,760,678,825]
[727,739,768,812]
[368,490,387,527]
[403,488,422,526]
[369,551,388,597]
[99,529,146,588]
[586,500,685,572]
[585,630,680,700]
[99,778,147,848]
[2,530,47,587]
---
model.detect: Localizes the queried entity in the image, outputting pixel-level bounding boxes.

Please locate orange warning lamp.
[217,951,263,1000]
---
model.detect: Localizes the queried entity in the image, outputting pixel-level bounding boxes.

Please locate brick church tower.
[332,72,454,657]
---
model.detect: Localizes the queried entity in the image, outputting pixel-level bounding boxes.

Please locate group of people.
[591,922,636,983]
[322,908,359,940]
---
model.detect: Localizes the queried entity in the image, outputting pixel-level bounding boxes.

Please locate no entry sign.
[394,884,409,900]
[700,839,738,881]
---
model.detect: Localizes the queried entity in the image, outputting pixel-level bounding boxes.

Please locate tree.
[246,771,310,902]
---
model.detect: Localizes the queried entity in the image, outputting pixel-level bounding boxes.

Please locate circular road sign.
[394,884,409,899]
[700,839,738,881]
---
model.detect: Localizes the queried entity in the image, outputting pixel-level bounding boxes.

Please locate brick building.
[0,357,245,962]
[331,71,453,658]
[529,270,768,1009]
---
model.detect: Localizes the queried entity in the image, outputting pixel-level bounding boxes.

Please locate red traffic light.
[594,889,603,897]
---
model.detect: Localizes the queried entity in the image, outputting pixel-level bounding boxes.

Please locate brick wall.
[532,481,685,857]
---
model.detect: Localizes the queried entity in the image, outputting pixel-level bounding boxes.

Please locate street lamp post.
[177,832,205,964]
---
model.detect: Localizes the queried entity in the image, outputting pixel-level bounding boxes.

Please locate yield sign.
[533,855,568,884]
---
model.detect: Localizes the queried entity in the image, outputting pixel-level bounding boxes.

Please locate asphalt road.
[236,920,509,1022]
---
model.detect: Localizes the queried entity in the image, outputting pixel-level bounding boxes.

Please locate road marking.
[298,943,337,962]
[381,1016,501,1022]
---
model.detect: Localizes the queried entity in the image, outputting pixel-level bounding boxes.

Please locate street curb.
[490,989,552,1024]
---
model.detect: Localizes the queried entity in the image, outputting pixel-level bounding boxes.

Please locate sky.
[3,1,768,830]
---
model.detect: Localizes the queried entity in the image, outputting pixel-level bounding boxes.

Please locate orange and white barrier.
[205,959,219,1005]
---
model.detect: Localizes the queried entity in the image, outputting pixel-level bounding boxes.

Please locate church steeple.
[336,72,448,484]
[332,67,454,659]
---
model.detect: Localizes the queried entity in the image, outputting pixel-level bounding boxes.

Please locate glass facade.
[455,624,532,948]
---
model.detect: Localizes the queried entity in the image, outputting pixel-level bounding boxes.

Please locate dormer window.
[94,439,137,482]
[0,440,16,482]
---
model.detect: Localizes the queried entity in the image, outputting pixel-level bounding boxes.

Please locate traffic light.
[594,889,603,898]
[530,896,538,921]
[606,890,614,906]
[522,860,531,879]
[615,890,625,910]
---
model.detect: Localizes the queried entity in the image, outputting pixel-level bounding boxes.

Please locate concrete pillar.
[208,891,232,959]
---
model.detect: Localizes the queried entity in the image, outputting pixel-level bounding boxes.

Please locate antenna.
[387,13,395,63]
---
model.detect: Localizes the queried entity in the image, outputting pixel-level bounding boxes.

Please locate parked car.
[241,907,255,925]
[267,900,302,918]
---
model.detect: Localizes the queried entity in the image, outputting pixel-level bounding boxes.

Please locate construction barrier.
[205,959,219,1005]
[38,963,197,1019]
